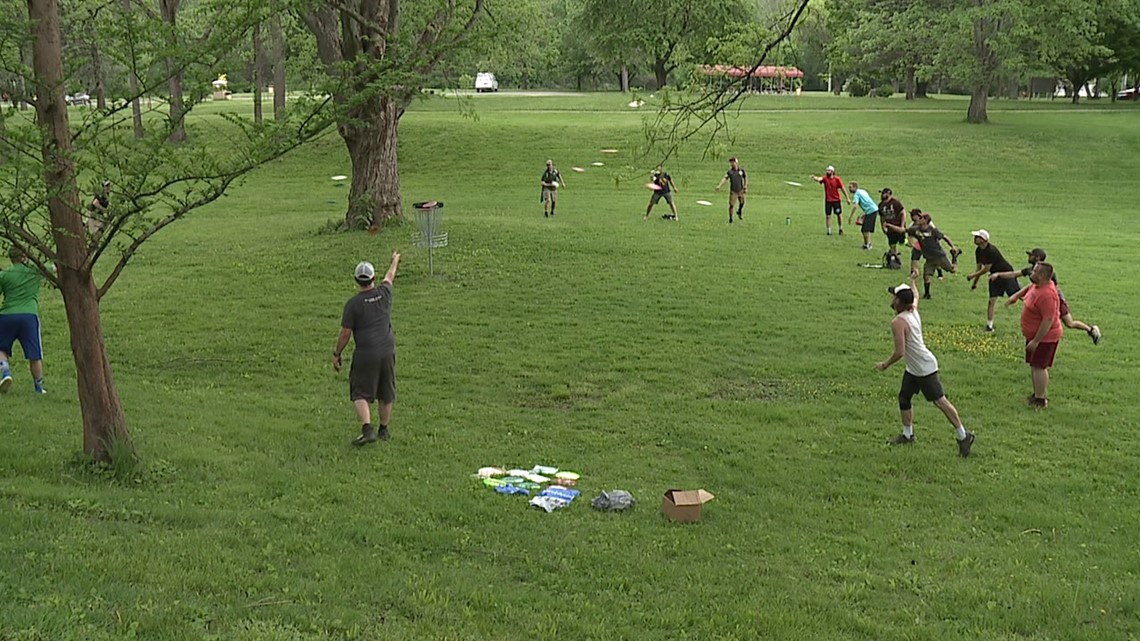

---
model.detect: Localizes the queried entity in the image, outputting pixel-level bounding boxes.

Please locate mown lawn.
[1,93,1138,640]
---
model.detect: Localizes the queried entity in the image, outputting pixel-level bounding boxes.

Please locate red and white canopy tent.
[699,65,804,93]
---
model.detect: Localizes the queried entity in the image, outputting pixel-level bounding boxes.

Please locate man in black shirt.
[715,157,747,223]
[334,251,401,446]
[644,165,679,221]
[964,229,1019,332]
[540,160,565,218]
[85,180,111,236]
[878,188,906,259]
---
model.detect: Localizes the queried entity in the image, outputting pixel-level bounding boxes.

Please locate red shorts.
[1025,341,1059,369]
[1059,298,1070,318]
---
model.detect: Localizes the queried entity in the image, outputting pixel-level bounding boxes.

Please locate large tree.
[580,0,749,90]
[4,0,329,462]
[298,0,487,231]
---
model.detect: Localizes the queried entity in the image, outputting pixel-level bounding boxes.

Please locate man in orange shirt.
[1007,261,1062,408]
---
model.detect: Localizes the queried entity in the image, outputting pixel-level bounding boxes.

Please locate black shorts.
[860,210,878,233]
[886,231,906,246]
[988,277,1021,298]
[899,370,945,410]
[911,248,923,262]
[349,353,397,403]
[825,201,842,216]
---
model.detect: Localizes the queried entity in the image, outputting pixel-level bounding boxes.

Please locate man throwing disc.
[877,273,975,457]
[810,165,850,236]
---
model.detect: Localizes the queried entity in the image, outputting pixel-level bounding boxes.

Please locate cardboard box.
[661,489,715,523]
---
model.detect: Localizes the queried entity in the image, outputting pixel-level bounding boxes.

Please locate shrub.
[874,85,895,98]
[847,77,870,97]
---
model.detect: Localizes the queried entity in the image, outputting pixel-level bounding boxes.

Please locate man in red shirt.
[1007,261,1062,408]
[810,165,851,236]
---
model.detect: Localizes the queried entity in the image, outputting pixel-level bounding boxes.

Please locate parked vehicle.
[1117,87,1139,101]
[65,92,91,106]
[475,72,498,93]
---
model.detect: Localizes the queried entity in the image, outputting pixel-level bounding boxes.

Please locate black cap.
[880,187,891,194]
[1026,248,1046,261]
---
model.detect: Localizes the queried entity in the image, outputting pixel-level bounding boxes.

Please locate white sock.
[986,320,993,329]
[903,425,913,437]
[956,426,968,440]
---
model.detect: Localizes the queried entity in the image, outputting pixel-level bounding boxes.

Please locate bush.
[874,85,894,98]
[847,77,870,97]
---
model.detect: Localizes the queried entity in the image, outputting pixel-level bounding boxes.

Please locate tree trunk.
[167,71,186,142]
[619,65,629,92]
[124,0,144,138]
[967,85,988,123]
[160,0,186,143]
[253,23,263,124]
[28,0,132,463]
[905,66,916,100]
[342,96,403,229]
[91,43,106,109]
[653,58,668,89]
[270,13,286,120]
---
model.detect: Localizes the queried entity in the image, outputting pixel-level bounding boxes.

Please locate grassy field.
[2,93,1139,640]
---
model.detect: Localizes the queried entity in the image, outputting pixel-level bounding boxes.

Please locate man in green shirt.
[0,247,48,394]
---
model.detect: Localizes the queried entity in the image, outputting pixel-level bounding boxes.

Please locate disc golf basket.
[411,201,447,275]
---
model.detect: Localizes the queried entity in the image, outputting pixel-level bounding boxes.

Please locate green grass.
[2,93,1139,641]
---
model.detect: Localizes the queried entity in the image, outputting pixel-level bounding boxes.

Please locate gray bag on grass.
[591,490,636,512]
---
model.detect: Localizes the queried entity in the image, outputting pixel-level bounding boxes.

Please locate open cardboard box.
[661,489,715,523]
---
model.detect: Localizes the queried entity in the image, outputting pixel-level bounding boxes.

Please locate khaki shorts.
[923,255,954,276]
[729,191,745,208]
[542,188,557,204]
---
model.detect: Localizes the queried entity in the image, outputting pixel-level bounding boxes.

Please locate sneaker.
[838,229,844,235]
[377,426,390,441]
[34,386,46,395]
[866,243,872,250]
[827,230,832,236]
[544,212,548,218]
[922,293,932,300]
[728,218,733,224]
[889,433,915,445]
[0,375,12,394]
[737,212,743,220]
[983,325,994,333]
[351,426,377,447]
[957,432,975,458]
[1028,396,1048,409]
[1089,325,1102,345]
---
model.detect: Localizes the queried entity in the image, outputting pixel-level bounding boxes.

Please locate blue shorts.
[0,314,43,360]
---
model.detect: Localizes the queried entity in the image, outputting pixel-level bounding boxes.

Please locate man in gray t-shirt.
[334,251,401,446]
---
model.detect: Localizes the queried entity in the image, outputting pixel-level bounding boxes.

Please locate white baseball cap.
[826,165,835,173]
[887,283,911,294]
[354,261,376,281]
[971,229,990,241]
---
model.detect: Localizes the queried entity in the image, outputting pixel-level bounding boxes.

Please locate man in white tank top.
[875,275,975,457]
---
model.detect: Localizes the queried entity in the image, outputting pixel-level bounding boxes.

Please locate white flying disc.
[592,162,605,166]
[696,200,713,206]
[784,180,802,187]
[572,167,586,173]
[599,149,619,154]
[645,182,662,191]
[550,181,559,188]
[331,175,347,181]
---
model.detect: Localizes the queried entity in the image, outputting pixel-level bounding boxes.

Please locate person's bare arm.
[1005,284,1030,306]
[989,270,1020,281]
[876,317,908,370]
[333,327,352,371]
[1027,316,1054,352]
[715,175,727,191]
[383,251,401,285]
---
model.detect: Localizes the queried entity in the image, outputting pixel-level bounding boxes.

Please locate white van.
[475,72,499,93]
